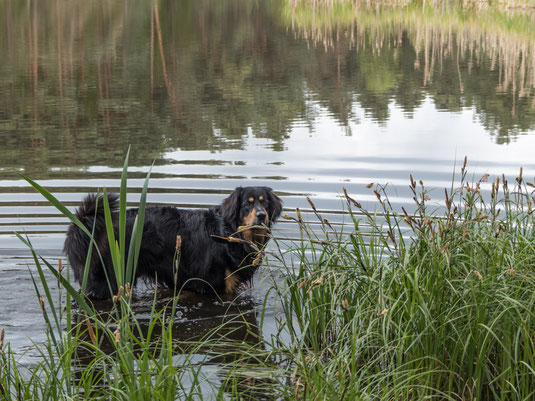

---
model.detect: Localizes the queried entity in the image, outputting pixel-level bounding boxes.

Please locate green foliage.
[2,155,535,399]
[268,160,535,399]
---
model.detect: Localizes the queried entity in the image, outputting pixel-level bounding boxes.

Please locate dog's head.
[221,186,282,243]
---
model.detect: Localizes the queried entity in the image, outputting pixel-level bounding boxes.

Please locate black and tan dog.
[64,187,282,299]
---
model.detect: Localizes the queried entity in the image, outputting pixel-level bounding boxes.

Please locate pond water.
[1,0,535,367]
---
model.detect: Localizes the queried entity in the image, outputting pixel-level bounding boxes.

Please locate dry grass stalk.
[0,328,5,354]
[84,312,97,346]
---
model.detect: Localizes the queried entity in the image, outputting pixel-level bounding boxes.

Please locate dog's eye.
[248,197,254,203]
[259,196,264,201]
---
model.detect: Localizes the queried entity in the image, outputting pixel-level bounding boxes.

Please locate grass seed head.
[306,196,317,211]
[84,313,97,346]
[377,308,388,317]
[374,190,381,201]
[307,277,324,293]
[517,167,523,184]
[410,174,416,189]
[343,187,361,208]
[113,286,124,303]
[298,278,310,290]
[176,235,182,251]
[114,329,120,343]
[472,270,483,280]
[341,299,349,310]
[252,252,263,266]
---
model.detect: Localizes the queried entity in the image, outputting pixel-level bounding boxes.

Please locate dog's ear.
[221,187,243,226]
[264,187,282,223]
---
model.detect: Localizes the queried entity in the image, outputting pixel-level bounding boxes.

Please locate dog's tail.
[74,193,119,223]
[64,193,119,284]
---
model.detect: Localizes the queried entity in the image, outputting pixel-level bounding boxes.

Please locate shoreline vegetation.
[1,156,535,399]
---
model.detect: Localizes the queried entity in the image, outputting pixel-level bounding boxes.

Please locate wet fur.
[64,187,282,299]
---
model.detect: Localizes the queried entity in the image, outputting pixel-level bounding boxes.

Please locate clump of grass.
[0,148,261,400]
[3,153,535,400]
[268,158,535,400]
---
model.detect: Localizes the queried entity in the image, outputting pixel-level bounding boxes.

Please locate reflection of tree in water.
[0,0,308,177]
[1,0,535,177]
[287,2,535,141]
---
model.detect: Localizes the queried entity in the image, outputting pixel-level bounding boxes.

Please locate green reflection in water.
[0,0,534,179]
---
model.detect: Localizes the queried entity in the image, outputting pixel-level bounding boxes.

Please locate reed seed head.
[472,270,482,280]
[343,187,361,208]
[374,190,381,201]
[298,278,310,290]
[84,312,97,346]
[341,299,349,310]
[176,235,182,251]
[125,283,131,297]
[410,175,416,189]
[307,276,324,293]
[377,308,388,317]
[252,252,263,266]
[306,196,317,211]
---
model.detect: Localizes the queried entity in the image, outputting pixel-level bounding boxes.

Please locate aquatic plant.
[265,157,535,399]
[0,150,261,400]
[2,155,535,399]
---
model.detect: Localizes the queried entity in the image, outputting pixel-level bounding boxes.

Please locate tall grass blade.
[125,162,153,287]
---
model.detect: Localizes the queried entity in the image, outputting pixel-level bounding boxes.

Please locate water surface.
[1,0,535,369]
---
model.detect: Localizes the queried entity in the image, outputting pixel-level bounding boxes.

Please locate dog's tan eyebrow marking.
[259,196,264,201]
[248,197,254,202]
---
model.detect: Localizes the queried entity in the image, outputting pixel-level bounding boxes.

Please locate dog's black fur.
[64,187,282,299]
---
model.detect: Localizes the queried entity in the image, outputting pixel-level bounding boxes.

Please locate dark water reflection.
[2,0,535,177]
[1,0,535,375]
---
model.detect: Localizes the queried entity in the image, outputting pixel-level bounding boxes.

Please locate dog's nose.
[256,210,266,222]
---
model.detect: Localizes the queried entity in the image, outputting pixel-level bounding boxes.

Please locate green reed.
[267,159,535,400]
